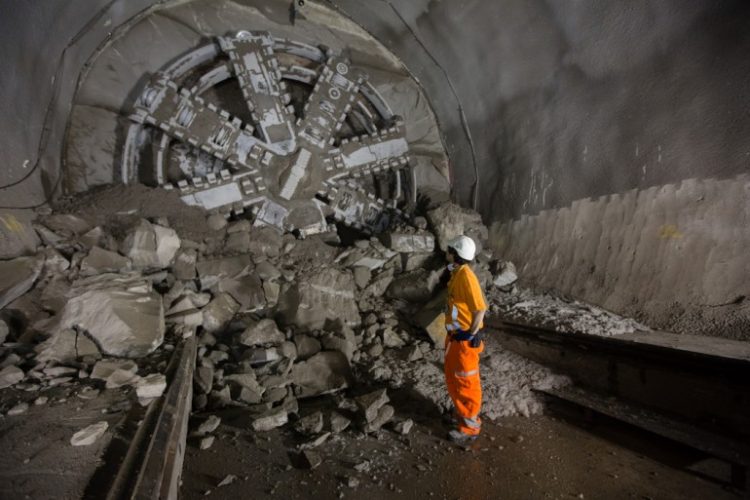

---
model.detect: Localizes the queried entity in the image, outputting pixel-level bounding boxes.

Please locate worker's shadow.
[389,383,447,435]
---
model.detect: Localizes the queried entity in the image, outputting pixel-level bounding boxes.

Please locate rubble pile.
[0,187,633,468]
[489,286,649,336]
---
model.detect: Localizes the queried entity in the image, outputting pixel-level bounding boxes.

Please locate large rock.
[0,254,44,309]
[247,226,283,259]
[291,351,351,398]
[40,214,91,237]
[355,389,389,423]
[196,255,254,290]
[293,334,321,361]
[381,231,435,253]
[426,202,488,253]
[237,319,285,347]
[36,273,164,361]
[172,249,197,280]
[386,268,443,302]
[276,268,360,331]
[0,366,24,388]
[80,246,132,276]
[201,293,240,333]
[492,260,518,289]
[119,219,180,269]
[0,212,39,259]
[217,274,265,312]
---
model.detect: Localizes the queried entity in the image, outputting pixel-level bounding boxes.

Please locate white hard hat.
[447,235,476,261]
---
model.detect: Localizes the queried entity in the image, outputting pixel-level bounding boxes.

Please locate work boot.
[448,429,478,445]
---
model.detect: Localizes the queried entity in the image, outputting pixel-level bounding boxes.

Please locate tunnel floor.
[180,411,735,499]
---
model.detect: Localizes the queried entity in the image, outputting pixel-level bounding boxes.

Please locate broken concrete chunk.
[247,226,282,259]
[227,219,251,234]
[402,252,434,272]
[251,407,289,432]
[194,365,214,395]
[70,421,108,446]
[426,202,488,253]
[492,260,518,289]
[206,213,228,231]
[172,249,197,280]
[217,474,237,488]
[297,450,322,470]
[279,341,297,360]
[363,404,395,433]
[293,334,321,361]
[242,347,281,366]
[202,293,240,333]
[299,432,331,450]
[42,247,70,275]
[387,268,442,302]
[79,227,106,249]
[0,254,44,309]
[292,351,351,399]
[328,412,351,433]
[0,212,40,259]
[42,214,91,237]
[43,366,78,378]
[381,232,435,253]
[38,274,164,360]
[199,435,215,450]
[80,246,132,275]
[7,402,29,416]
[263,386,288,404]
[196,255,253,290]
[106,368,141,389]
[136,374,167,399]
[218,274,266,312]
[276,268,360,331]
[0,366,24,388]
[237,385,264,405]
[294,411,324,436]
[392,418,414,435]
[356,389,390,423]
[321,334,355,362]
[352,266,371,289]
[196,415,221,436]
[382,328,406,349]
[255,261,281,281]
[224,231,250,254]
[262,281,280,308]
[119,219,180,269]
[209,386,232,409]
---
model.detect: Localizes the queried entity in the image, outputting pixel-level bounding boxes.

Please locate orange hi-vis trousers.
[444,336,483,436]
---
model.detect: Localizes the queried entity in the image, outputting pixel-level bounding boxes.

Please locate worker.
[443,235,487,444]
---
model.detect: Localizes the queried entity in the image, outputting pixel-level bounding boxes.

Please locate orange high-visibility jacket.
[445,264,487,332]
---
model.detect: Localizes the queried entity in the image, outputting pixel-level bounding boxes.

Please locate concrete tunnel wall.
[1,0,749,339]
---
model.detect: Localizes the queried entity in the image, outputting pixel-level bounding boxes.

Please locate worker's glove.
[469,331,483,348]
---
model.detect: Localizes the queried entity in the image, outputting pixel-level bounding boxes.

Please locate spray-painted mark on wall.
[658,224,682,239]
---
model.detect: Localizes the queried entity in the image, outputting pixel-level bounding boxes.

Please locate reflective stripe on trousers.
[444,336,483,436]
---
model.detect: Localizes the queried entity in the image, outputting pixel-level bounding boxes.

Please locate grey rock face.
[201,293,240,333]
[37,273,164,361]
[291,351,351,398]
[0,212,39,259]
[172,249,197,280]
[0,254,44,309]
[381,232,435,253]
[492,260,518,289]
[0,366,24,389]
[237,318,285,346]
[119,219,180,269]
[196,255,254,290]
[276,268,360,331]
[386,268,442,302]
[80,246,132,275]
[355,389,390,423]
[294,411,324,436]
[426,201,488,253]
[293,334,321,361]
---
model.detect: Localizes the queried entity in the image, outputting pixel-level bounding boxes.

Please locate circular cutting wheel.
[122,31,415,235]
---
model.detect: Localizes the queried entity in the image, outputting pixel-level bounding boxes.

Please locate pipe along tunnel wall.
[1,0,749,340]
